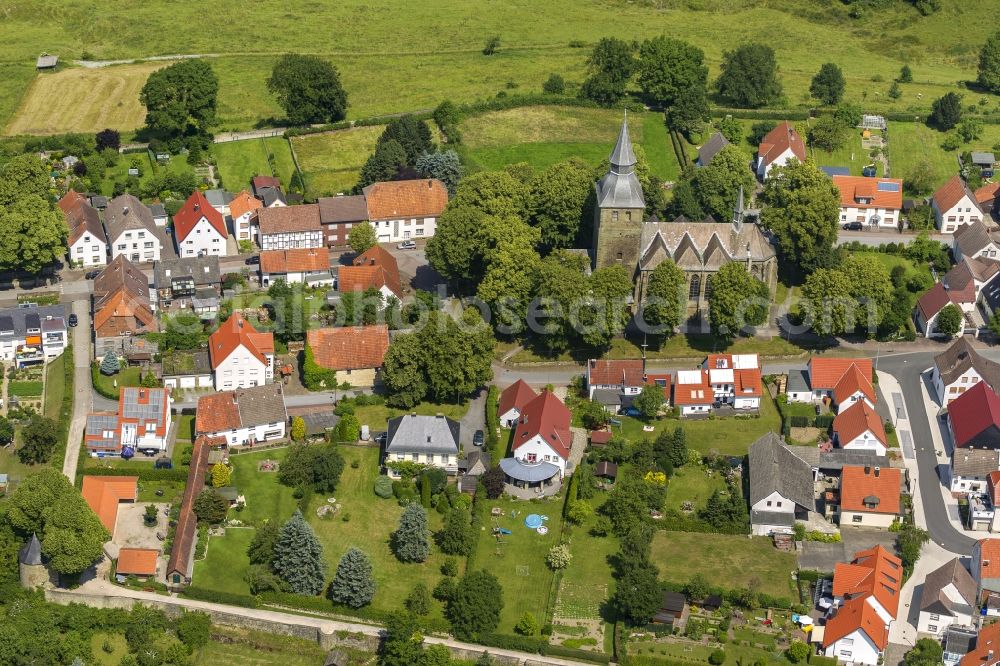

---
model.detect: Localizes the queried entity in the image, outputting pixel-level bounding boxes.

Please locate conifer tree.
[328,547,376,608]
[391,503,430,563]
[272,511,326,595]
[99,351,120,375]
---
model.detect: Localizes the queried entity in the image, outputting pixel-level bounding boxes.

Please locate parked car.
[84,270,101,279]
[473,430,484,447]
[397,240,416,250]
[842,221,863,231]
[245,255,260,265]
[68,313,78,327]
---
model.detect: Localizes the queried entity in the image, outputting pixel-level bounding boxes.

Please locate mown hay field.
[5,62,165,135]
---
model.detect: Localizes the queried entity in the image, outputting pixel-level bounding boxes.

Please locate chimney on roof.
[428,180,433,188]
[875,466,880,477]
[194,203,200,211]
[864,465,871,474]
[123,206,130,216]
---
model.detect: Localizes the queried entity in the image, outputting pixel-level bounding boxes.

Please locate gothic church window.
[688,275,701,299]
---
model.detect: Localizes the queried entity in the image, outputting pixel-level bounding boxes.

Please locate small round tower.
[19,533,48,589]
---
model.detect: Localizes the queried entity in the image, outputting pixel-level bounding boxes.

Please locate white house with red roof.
[173,191,229,258]
[498,380,537,428]
[229,190,262,242]
[788,358,875,413]
[948,381,1000,451]
[755,122,806,180]
[703,353,762,410]
[502,390,573,488]
[832,176,903,230]
[586,358,648,414]
[915,257,1000,337]
[208,313,275,391]
[934,174,984,234]
[194,384,287,447]
[673,369,713,416]
[839,465,902,529]
[822,545,902,665]
[833,401,888,457]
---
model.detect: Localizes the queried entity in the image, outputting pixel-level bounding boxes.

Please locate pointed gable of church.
[673,232,704,269]
[702,233,732,270]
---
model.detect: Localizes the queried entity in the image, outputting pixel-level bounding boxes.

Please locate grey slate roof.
[971,152,997,166]
[386,414,460,455]
[919,558,977,616]
[153,256,222,290]
[935,337,1000,391]
[234,384,288,429]
[0,304,65,337]
[944,625,978,658]
[596,118,645,210]
[638,216,776,271]
[500,457,560,483]
[260,188,287,207]
[300,411,340,437]
[19,534,42,565]
[821,166,851,177]
[952,448,999,478]
[748,432,814,508]
[697,132,730,167]
[458,451,491,476]
[952,221,999,258]
[149,203,167,220]
[104,194,157,241]
[204,189,234,209]
[786,368,810,394]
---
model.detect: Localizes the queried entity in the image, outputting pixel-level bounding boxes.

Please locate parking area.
[797,530,897,572]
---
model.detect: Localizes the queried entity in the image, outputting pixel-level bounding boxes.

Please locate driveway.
[458,390,486,450]
[797,531,897,572]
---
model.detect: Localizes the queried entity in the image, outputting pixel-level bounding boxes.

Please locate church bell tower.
[592,114,646,270]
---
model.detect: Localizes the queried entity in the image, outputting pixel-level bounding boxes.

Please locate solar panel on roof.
[876,182,900,192]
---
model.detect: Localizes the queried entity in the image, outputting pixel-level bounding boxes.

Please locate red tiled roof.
[166,436,214,581]
[252,175,281,191]
[81,476,138,533]
[173,190,227,241]
[833,363,876,406]
[917,282,962,321]
[260,248,329,274]
[363,179,448,221]
[590,430,613,445]
[961,621,1000,666]
[832,176,903,211]
[208,313,274,370]
[978,538,1000,583]
[833,400,887,447]
[840,466,902,516]
[58,190,88,214]
[757,122,806,168]
[61,191,107,245]
[499,379,537,418]
[934,174,978,214]
[822,596,889,651]
[513,390,572,461]
[989,471,1000,506]
[194,391,242,433]
[257,204,321,235]
[229,189,262,220]
[306,325,389,371]
[116,548,159,576]
[734,368,762,398]
[673,370,713,406]
[588,359,645,387]
[341,245,402,297]
[976,182,1000,205]
[809,357,873,390]
[832,545,903,620]
[949,381,1000,448]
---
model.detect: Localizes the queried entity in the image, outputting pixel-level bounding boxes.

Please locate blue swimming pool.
[524,514,543,529]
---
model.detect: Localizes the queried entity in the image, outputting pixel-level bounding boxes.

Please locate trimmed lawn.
[473,495,564,633]
[230,449,300,526]
[353,401,468,432]
[809,126,884,177]
[9,380,42,397]
[212,137,297,193]
[100,153,198,198]
[92,366,142,398]
[43,353,65,420]
[650,531,797,601]
[629,638,790,666]
[136,479,184,503]
[558,493,618,621]
[175,415,195,442]
[610,390,782,457]
[192,527,255,596]
[459,106,678,179]
[291,126,382,198]
[192,628,329,666]
[0,448,35,495]
[664,464,728,513]
[91,633,129,666]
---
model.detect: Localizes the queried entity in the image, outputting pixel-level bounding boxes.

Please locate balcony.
[15,345,44,367]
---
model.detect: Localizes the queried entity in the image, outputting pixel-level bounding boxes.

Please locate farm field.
[650,531,798,601]
[212,137,297,193]
[5,62,165,135]
[291,127,382,197]
[458,106,678,180]
[3,1,999,134]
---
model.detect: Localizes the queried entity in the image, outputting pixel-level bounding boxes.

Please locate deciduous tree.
[528,158,593,250]
[193,488,229,524]
[716,44,782,108]
[447,570,504,639]
[708,262,769,339]
[355,139,407,191]
[904,638,944,666]
[139,59,218,147]
[210,463,231,488]
[760,160,840,274]
[267,54,348,125]
[273,511,326,595]
[348,222,378,255]
[614,561,661,625]
[580,38,635,105]
[0,195,68,274]
[380,611,425,666]
[633,384,666,419]
[437,508,475,556]
[405,582,431,615]
[16,416,59,465]
[637,36,708,110]
[978,31,1000,94]
[328,547,376,608]
[935,303,963,337]
[801,268,855,336]
[246,520,281,567]
[641,259,685,334]
[810,63,846,105]
[692,144,755,222]
[392,503,430,563]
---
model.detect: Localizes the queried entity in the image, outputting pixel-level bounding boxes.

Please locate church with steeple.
[592,117,778,315]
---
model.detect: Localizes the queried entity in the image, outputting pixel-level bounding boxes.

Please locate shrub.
[515,612,539,636]
[374,476,393,498]
[709,648,726,665]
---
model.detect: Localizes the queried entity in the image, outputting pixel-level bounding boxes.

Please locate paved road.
[837,229,950,246]
[62,301,93,480]
[876,351,978,554]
